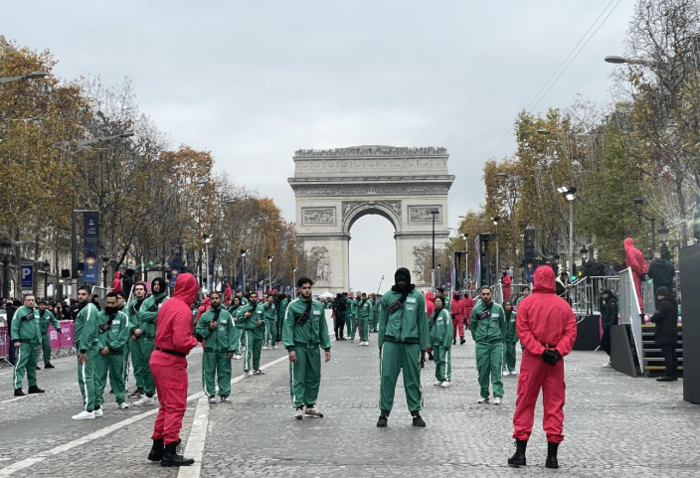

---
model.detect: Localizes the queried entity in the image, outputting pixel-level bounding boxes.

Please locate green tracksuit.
[137,291,168,397]
[282,297,331,408]
[371,298,381,332]
[196,306,239,397]
[345,298,354,337]
[378,288,428,416]
[357,299,372,342]
[278,298,289,340]
[428,308,453,382]
[126,298,146,390]
[351,298,362,339]
[74,302,100,411]
[37,309,61,366]
[503,311,518,372]
[228,304,243,351]
[94,309,131,405]
[10,306,40,390]
[240,303,265,371]
[263,302,277,346]
[469,301,506,398]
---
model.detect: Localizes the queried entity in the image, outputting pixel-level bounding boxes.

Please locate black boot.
[44,363,55,369]
[148,438,164,462]
[28,385,45,394]
[453,337,456,345]
[545,442,559,469]
[160,441,194,467]
[507,439,527,467]
[376,415,388,427]
[460,337,466,345]
[14,388,24,396]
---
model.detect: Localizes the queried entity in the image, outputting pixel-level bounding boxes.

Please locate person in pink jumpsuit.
[624,237,648,314]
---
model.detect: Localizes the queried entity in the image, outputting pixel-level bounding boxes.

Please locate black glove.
[640,273,647,281]
[420,351,426,367]
[541,349,561,366]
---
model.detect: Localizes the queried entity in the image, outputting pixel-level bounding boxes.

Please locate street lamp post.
[203,234,211,292]
[0,71,48,84]
[658,220,670,252]
[430,209,439,291]
[268,255,274,292]
[557,187,577,273]
[1,238,11,300]
[634,195,656,254]
[240,249,247,293]
[292,267,296,298]
[41,259,50,298]
[490,216,501,280]
[462,233,469,288]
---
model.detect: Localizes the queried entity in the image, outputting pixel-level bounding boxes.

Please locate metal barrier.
[493,283,503,305]
[618,268,643,361]
[0,324,9,366]
[642,279,656,317]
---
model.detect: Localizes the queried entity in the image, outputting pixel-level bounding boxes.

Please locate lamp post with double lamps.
[556,187,577,274]
[490,216,501,284]
[268,255,274,292]
[240,249,247,293]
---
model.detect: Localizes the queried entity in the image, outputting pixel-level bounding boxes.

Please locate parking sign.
[20,261,33,293]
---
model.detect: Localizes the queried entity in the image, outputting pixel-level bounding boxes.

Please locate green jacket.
[196,305,239,353]
[96,309,131,354]
[504,311,518,343]
[74,302,100,351]
[278,298,289,321]
[10,306,40,344]
[263,302,277,321]
[282,297,331,352]
[127,298,146,335]
[345,298,354,318]
[372,298,381,316]
[239,303,265,338]
[38,309,61,335]
[469,301,506,344]
[428,308,453,349]
[357,299,372,320]
[228,305,243,328]
[378,287,428,350]
[138,292,168,338]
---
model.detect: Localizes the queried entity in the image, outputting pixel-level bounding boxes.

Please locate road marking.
[0,353,288,477]
[0,395,30,405]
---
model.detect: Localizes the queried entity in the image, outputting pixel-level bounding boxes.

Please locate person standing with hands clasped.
[283,277,331,420]
[509,266,577,470]
[377,267,428,428]
[11,294,43,396]
[469,286,506,404]
[650,286,679,382]
[428,296,453,388]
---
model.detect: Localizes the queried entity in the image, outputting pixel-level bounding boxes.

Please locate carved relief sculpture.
[310,246,331,283]
[303,207,336,225]
[409,206,442,223]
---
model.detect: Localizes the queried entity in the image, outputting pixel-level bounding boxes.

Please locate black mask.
[105,306,119,315]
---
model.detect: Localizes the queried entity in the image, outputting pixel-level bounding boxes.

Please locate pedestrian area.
[0,334,698,478]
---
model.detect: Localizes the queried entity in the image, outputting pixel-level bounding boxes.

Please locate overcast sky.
[4,0,635,293]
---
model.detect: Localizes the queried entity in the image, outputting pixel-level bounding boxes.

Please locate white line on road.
[0,353,288,477]
[0,395,29,405]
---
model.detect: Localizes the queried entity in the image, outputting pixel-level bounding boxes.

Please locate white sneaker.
[494,397,502,405]
[441,381,452,388]
[133,396,156,407]
[208,395,217,404]
[364,342,370,346]
[72,410,95,420]
[119,402,129,409]
[602,362,612,368]
[220,396,232,403]
[511,370,518,376]
[433,380,442,386]
[245,370,253,377]
[272,346,279,350]
[262,346,269,350]
[477,397,490,404]
[503,370,510,377]
[94,408,104,417]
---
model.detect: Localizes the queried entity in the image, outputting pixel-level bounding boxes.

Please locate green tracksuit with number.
[240,303,265,371]
[126,298,146,390]
[428,308,453,382]
[502,310,518,372]
[36,309,61,366]
[357,299,372,342]
[352,298,362,339]
[263,302,277,346]
[196,305,239,397]
[378,288,428,417]
[10,306,40,390]
[469,301,506,398]
[371,298,381,332]
[94,309,131,406]
[137,291,168,397]
[74,302,100,411]
[282,297,331,408]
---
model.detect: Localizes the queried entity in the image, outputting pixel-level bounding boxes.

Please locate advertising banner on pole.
[82,212,99,284]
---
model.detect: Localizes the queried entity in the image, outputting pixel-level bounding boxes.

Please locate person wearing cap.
[36,300,61,369]
[377,267,428,428]
[469,286,506,404]
[650,286,679,382]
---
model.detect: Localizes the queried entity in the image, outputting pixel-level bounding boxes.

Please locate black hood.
[394,267,411,284]
[151,277,168,295]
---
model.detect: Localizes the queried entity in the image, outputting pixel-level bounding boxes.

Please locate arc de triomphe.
[289,146,454,292]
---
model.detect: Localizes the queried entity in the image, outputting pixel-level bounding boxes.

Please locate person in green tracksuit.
[126,282,147,399]
[132,277,168,407]
[196,291,239,402]
[371,294,381,332]
[235,289,249,306]
[515,286,530,309]
[501,299,519,376]
[73,285,101,419]
[357,293,372,345]
[344,293,354,342]
[36,300,61,368]
[428,296,453,387]
[94,292,132,410]
[351,292,362,342]
[436,288,451,312]
[377,267,428,428]
[278,294,289,344]
[228,296,244,359]
[282,277,331,420]
[469,286,506,405]
[262,295,278,349]
[239,292,265,375]
[10,294,43,396]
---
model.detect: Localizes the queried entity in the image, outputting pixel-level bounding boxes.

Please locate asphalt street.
[0,313,698,478]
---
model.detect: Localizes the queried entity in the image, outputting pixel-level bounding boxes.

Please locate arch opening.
[348,214,396,294]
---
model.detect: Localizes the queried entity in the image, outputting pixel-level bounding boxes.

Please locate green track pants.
[379,342,422,416]
[371,313,379,332]
[77,346,98,411]
[243,332,263,371]
[95,352,127,406]
[433,345,452,382]
[138,338,156,396]
[203,351,232,397]
[13,343,38,390]
[128,338,144,389]
[266,319,277,346]
[359,318,369,342]
[289,346,321,408]
[345,314,354,337]
[503,342,517,372]
[40,334,52,365]
[475,342,504,398]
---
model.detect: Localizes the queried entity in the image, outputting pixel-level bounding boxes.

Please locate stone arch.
[342,201,402,235]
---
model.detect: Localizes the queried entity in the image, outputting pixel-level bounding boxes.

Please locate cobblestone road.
[1,320,698,478]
